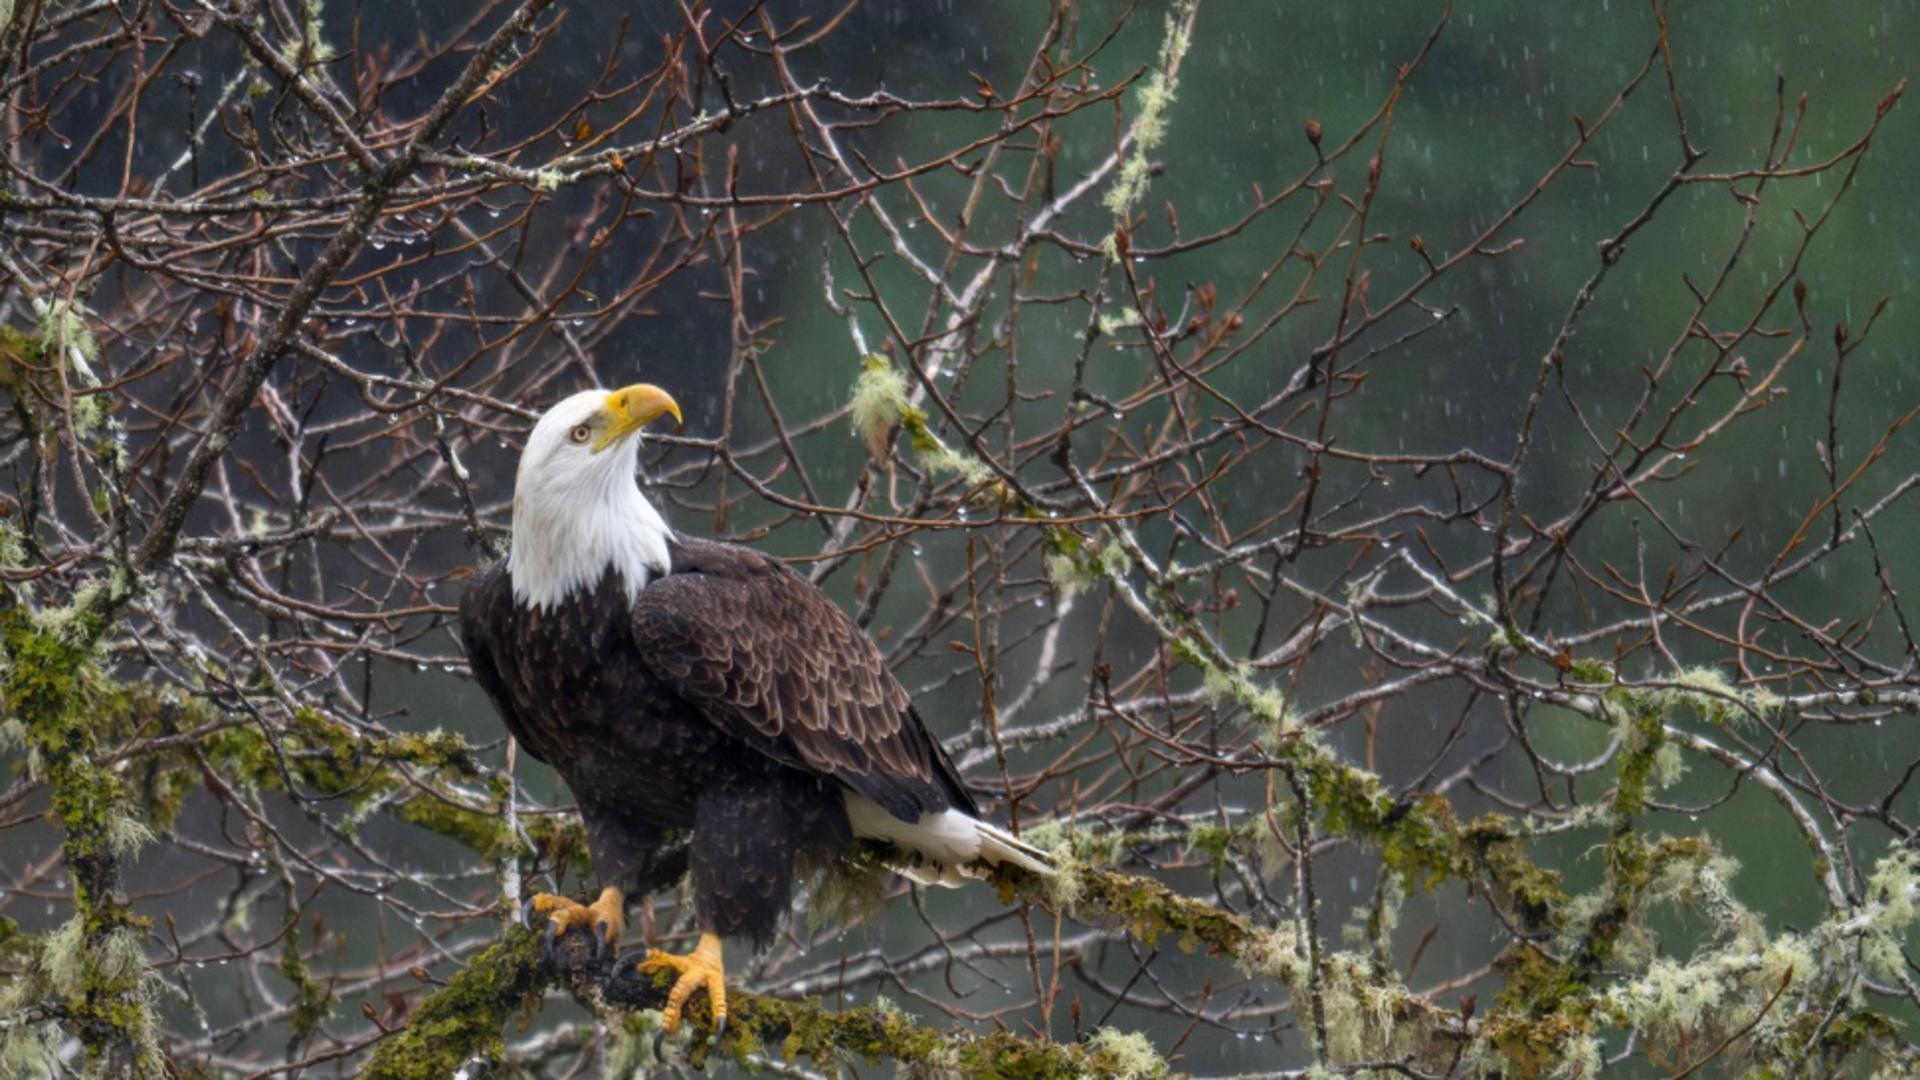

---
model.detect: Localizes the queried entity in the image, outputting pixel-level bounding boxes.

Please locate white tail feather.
[972,818,1054,877]
[844,793,1054,888]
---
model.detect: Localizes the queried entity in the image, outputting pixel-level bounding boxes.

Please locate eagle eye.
[568,423,592,445]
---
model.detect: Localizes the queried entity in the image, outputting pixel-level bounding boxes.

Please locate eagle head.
[507,384,682,611]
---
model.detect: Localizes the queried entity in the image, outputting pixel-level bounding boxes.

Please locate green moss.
[1186,824,1234,865]
[722,991,1170,1078]
[1494,941,1585,1020]
[381,924,1182,1080]
[0,322,50,370]
[393,796,515,860]
[37,297,98,371]
[992,862,1253,959]
[1565,657,1615,684]
[187,703,524,862]
[1465,815,1567,934]
[361,927,541,1080]
[282,921,332,1043]
[1811,1010,1899,1059]
[1479,1004,1598,1080]
[1606,688,1667,817]
[1309,759,1463,891]
[0,603,161,1071]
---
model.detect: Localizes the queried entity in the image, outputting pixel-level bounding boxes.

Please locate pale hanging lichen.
[1237,923,1305,983]
[921,444,995,487]
[0,522,25,569]
[1653,666,1784,727]
[1043,528,1133,597]
[38,296,99,383]
[848,354,996,491]
[105,808,155,859]
[1084,1028,1169,1080]
[0,1021,60,1079]
[299,0,336,63]
[1095,306,1144,337]
[1199,657,1296,736]
[1608,955,1727,1045]
[1019,818,1091,908]
[849,354,917,460]
[1858,848,1919,981]
[1101,0,1197,230]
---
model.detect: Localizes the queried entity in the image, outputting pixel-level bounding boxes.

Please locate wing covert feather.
[632,538,972,819]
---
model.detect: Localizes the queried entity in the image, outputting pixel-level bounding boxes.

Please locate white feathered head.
[507,383,681,610]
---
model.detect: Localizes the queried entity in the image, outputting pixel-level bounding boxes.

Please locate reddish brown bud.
[1304,117,1323,146]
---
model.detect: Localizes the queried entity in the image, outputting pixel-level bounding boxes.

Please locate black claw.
[542,919,561,964]
[652,1028,668,1062]
[592,919,612,960]
[712,1015,727,1046]
[519,898,536,931]
[597,947,652,1008]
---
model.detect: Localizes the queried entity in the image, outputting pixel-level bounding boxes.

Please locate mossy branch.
[361,850,1471,1078]
[0,606,161,1076]
[364,924,1179,1079]
[361,928,544,1080]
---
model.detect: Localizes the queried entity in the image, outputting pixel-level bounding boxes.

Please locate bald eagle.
[457,384,1050,1040]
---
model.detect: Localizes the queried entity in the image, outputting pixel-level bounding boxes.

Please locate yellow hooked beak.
[593,383,682,453]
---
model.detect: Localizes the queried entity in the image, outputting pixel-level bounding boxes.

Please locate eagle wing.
[456,562,549,764]
[631,536,976,821]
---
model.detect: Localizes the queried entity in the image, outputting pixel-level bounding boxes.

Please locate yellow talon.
[637,931,727,1038]
[526,886,626,956]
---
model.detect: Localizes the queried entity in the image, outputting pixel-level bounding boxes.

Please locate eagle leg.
[625,932,727,1052]
[522,886,626,962]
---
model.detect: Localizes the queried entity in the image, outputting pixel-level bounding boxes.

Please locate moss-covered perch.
[362,921,1180,1079]
[359,805,1481,1078]
[360,930,545,1080]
